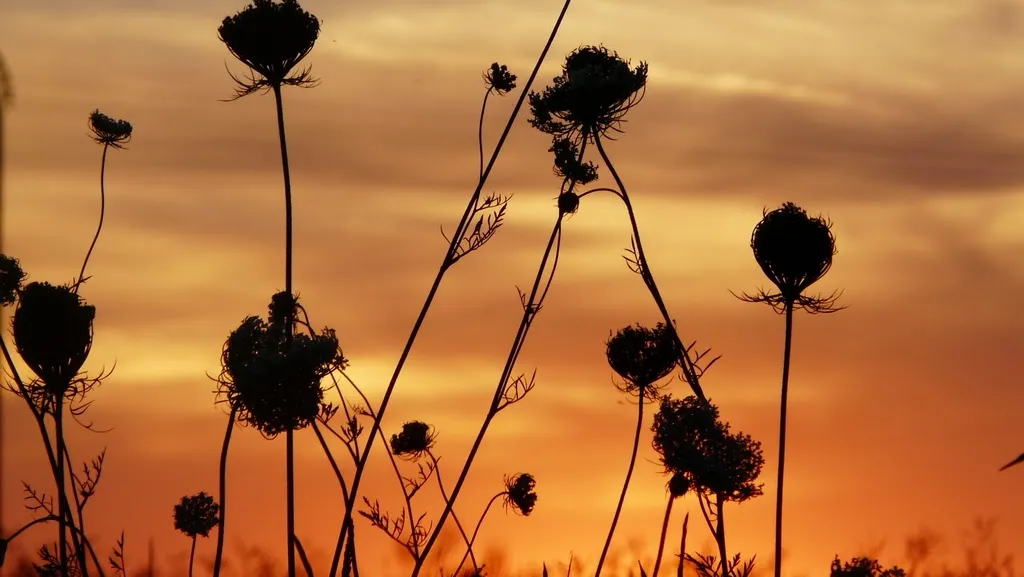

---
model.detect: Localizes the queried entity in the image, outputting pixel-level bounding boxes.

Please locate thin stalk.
[76,143,109,291]
[188,536,197,577]
[652,495,674,577]
[332,0,574,569]
[56,395,69,573]
[677,513,688,577]
[61,438,92,577]
[427,452,478,573]
[412,216,565,577]
[773,303,794,577]
[212,409,236,577]
[453,493,504,577]
[715,498,727,577]
[594,394,644,577]
[592,136,706,403]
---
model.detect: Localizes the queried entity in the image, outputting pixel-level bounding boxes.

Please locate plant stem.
[56,395,69,573]
[212,409,236,577]
[453,493,503,577]
[773,303,794,577]
[595,394,644,577]
[652,496,674,577]
[428,452,478,573]
[188,535,197,577]
[715,497,727,577]
[77,143,108,291]
[677,512,688,577]
[331,1,574,569]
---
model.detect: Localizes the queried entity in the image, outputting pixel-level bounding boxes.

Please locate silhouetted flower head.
[557,191,580,215]
[741,202,841,313]
[503,473,537,516]
[652,395,764,502]
[173,492,220,539]
[0,254,26,306]
[667,471,690,498]
[549,137,597,186]
[88,110,133,148]
[12,282,95,394]
[390,420,436,460]
[484,63,517,95]
[529,45,647,143]
[606,322,677,397]
[218,294,345,437]
[218,0,320,98]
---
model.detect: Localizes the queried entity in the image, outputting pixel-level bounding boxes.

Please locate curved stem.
[594,394,644,577]
[188,536,197,577]
[333,2,574,569]
[212,409,236,577]
[478,89,491,178]
[427,452,478,573]
[453,493,504,577]
[77,143,108,291]
[652,496,674,577]
[773,303,795,577]
[592,135,707,403]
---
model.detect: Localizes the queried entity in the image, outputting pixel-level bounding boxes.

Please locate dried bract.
[606,323,677,397]
[174,492,221,538]
[88,110,133,148]
[12,282,95,394]
[0,253,26,306]
[503,473,537,516]
[484,62,517,95]
[390,420,436,461]
[550,137,597,186]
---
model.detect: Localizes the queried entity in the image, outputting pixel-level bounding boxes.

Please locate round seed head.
[667,471,690,498]
[750,202,835,300]
[173,492,220,538]
[605,322,677,394]
[0,254,26,306]
[390,420,437,460]
[88,110,133,148]
[484,62,517,95]
[12,282,95,394]
[218,0,320,91]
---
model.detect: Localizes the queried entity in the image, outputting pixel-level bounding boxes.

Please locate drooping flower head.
[12,282,96,394]
[529,45,648,144]
[606,322,678,398]
[503,473,537,516]
[390,420,437,461]
[484,63,517,95]
[0,254,26,306]
[745,202,840,312]
[218,0,321,98]
[173,492,220,539]
[652,395,764,503]
[218,293,345,437]
[88,110,133,148]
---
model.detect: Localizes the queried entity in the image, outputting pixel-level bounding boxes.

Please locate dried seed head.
[484,62,517,95]
[503,473,537,516]
[549,137,598,186]
[0,254,26,306]
[12,282,95,394]
[218,0,320,96]
[605,322,677,396]
[557,191,580,215]
[88,110,133,148]
[529,45,647,143]
[173,492,220,538]
[751,202,835,301]
[667,471,690,498]
[390,420,436,460]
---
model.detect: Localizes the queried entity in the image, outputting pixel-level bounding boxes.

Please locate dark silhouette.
[830,556,907,577]
[1000,452,1024,471]
[173,492,220,577]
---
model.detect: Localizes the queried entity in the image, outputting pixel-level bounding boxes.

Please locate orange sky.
[3,0,1024,576]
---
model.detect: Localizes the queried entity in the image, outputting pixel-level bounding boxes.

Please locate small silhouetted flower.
[174,492,220,538]
[0,254,26,306]
[667,471,690,498]
[88,110,133,148]
[606,323,677,397]
[484,63,517,95]
[740,202,842,313]
[529,45,648,143]
[218,294,345,437]
[652,395,764,503]
[549,137,597,186]
[12,282,96,394]
[503,473,537,516]
[218,0,321,98]
[390,420,436,460]
[557,191,579,215]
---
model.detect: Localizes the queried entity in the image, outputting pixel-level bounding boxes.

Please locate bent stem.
[212,409,236,577]
[332,0,575,569]
[453,493,504,577]
[427,452,478,574]
[652,495,675,577]
[592,136,706,404]
[773,302,794,577]
[594,394,644,577]
[77,143,109,291]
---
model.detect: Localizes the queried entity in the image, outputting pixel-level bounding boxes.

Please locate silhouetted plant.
[734,201,842,577]
[650,473,689,577]
[174,492,220,577]
[830,556,906,577]
[453,473,538,576]
[390,421,438,461]
[0,253,25,305]
[999,451,1024,471]
[596,322,678,577]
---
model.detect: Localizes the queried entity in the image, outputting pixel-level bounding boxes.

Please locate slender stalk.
[592,136,706,403]
[773,303,794,577]
[188,536,197,577]
[212,409,236,577]
[56,395,69,573]
[715,497,727,577]
[677,513,688,577]
[427,452,478,573]
[332,2,574,570]
[61,438,92,577]
[652,495,674,577]
[452,493,503,577]
[77,143,109,290]
[478,90,491,178]
[595,394,644,577]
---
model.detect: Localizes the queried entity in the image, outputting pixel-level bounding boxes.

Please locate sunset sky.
[3,0,1024,575]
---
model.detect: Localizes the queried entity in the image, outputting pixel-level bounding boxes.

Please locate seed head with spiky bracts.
[173,492,220,538]
[503,473,537,516]
[12,282,96,395]
[88,110,133,148]
[484,63,517,95]
[606,322,678,399]
[390,420,437,461]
